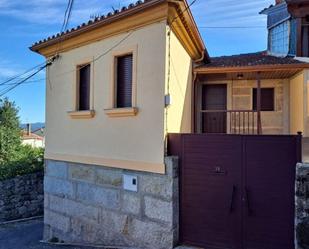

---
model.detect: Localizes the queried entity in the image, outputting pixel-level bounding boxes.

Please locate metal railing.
[200,110,260,134]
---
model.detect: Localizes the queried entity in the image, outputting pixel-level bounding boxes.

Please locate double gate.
[168,134,302,249]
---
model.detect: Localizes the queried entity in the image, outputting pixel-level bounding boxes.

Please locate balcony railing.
[200,110,260,134]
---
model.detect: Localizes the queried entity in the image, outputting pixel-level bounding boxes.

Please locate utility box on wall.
[123,174,138,192]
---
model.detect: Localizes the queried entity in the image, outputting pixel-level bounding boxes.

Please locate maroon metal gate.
[168,134,302,249]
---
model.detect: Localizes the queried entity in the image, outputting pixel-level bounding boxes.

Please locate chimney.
[26,123,31,136]
[275,0,283,4]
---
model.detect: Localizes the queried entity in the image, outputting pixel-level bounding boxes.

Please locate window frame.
[115,53,134,108]
[269,20,290,56]
[252,88,275,112]
[76,63,91,111]
[68,58,95,119]
[105,46,138,117]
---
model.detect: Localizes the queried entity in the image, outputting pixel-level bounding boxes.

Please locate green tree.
[0,98,21,164]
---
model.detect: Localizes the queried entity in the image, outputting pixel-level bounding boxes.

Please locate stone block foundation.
[0,172,43,221]
[44,157,179,249]
[296,163,309,249]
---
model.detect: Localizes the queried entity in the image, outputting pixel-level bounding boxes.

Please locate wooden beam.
[257,72,262,135]
[194,64,309,74]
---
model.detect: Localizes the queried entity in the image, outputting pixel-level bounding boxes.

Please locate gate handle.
[245,187,252,215]
[229,185,236,213]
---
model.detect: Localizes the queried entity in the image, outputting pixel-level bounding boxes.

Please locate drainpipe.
[192,71,198,133]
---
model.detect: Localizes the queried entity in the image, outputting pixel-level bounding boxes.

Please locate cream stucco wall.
[22,139,45,148]
[165,29,193,134]
[290,72,305,135]
[45,22,167,173]
[197,79,289,134]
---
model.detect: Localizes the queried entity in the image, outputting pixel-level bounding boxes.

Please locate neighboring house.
[30,0,309,249]
[21,124,45,148]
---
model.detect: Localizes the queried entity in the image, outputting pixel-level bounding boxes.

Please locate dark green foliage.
[0,146,44,181]
[0,98,21,164]
[0,98,44,181]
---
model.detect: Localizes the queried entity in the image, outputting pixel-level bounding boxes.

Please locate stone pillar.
[43,157,179,249]
[296,163,309,249]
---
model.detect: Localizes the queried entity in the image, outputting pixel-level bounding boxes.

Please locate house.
[30,0,308,249]
[21,123,44,148]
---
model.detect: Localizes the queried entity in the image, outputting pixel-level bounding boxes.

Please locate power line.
[0,61,47,87]
[0,31,133,92]
[0,65,48,97]
[169,0,197,25]
[0,0,198,95]
[202,26,265,28]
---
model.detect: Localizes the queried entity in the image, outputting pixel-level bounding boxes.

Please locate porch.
[194,52,309,136]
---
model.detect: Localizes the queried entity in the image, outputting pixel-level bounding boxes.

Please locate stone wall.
[0,172,44,222]
[43,157,179,249]
[296,163,309,249]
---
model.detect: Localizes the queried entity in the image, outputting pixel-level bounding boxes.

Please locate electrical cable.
[0,57,56,97]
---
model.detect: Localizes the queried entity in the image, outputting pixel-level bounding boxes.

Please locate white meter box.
[123,174,138,192]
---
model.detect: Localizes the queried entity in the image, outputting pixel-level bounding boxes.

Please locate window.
[77,64,91,111]
[115,54,133,108]
[252,88,275,111]
[269,21,289,55]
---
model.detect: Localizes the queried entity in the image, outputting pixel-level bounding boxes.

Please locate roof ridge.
[211,51,266,59]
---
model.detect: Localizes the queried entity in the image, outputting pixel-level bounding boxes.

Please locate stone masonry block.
[68,164,95,183]
[49,195,99,220]
[121,192,141,215]
[99,208,128,234]
[129,218,174,249]
[144,196,173,224]
[165,156,179,179]
[76,182,120,210]
[95,168,122,187]
[44,176,74,198]
[140,175,173,200]
[44,209,70,233]
[70,217,98,243]
[46,160,68,179]
[232,87,251,95]
[44,193,49,208]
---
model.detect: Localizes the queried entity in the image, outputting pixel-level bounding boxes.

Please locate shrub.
[0,98,44,181]
[0,145,44,181]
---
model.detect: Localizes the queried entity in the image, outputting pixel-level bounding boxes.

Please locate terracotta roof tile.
[197,51,306,69]
[31,0,154,48]
[21,131,44,141]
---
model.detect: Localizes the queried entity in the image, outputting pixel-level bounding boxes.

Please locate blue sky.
[0,0,273,123]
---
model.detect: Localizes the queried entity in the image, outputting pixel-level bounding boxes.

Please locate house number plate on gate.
[211,166,227,175]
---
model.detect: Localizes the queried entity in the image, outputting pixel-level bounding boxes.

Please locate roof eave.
[194,63,309,74]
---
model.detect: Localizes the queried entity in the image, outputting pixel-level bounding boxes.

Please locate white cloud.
[0,0,141,25]
[191,0,273,27]
[0,60,23,78]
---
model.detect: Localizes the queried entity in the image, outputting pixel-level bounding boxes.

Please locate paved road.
[0,218,100,249]
[0,218,194,249]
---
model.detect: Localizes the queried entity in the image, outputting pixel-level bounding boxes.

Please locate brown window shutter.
[253,88,274,111]
[78,64,91,111]
[116,54,133,108]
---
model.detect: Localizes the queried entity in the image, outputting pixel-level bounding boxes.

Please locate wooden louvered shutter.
[253,88,274,111]
[116,54,133,108]
[78,64,90,111]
